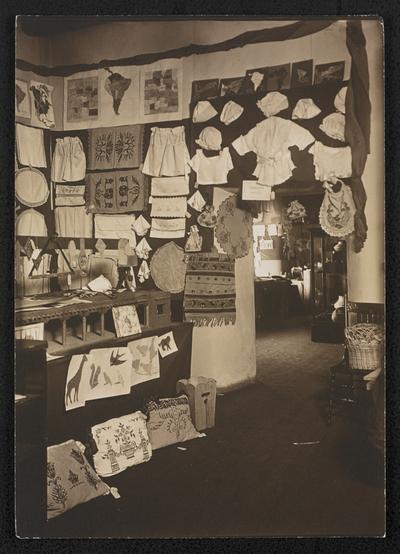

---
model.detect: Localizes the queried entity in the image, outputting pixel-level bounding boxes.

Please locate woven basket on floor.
[345,323,384,370]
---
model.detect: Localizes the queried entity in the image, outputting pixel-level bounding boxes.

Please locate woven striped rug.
[184,253,236,327]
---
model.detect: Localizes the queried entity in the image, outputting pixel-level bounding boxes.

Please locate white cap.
[257,91,289,118]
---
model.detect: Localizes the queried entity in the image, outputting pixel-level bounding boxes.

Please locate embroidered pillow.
[47,439,109,520]
[146,395,203,450]
[91,411,152,477]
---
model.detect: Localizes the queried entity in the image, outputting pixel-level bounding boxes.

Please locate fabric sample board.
[87,169,146,213]
[88,125,144,170]
[184,253,236,327]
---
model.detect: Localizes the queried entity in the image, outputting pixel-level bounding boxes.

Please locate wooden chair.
[327,295,384,424]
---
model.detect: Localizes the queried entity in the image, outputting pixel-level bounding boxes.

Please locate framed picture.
[265,63,291,91]
[29,80,55,128]
[291,59,313,88]
[244,67,268,93]
[219,76,245,97]
[15,79,30,118]
[112,305,141,338]
[314,61,345,84]
[66,73,99,122]
[191,78,220,102]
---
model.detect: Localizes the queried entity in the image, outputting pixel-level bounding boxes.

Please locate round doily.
[15,167,49,207]
[150,242,187,294]
[215,195,253,258]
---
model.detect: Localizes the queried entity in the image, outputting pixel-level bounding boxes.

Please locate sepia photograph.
[14,15,386,539]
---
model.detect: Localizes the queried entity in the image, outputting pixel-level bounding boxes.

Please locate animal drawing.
[160,335,171,351]
[110,349,126,366]
[132,359,141,372]
[115,370,124,388]
[103,371,113,386]
[66,355,88,405]
[89,364,100,389]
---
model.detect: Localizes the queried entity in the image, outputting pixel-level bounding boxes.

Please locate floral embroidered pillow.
[145,395,203,450]
[47,439,109,520]
[91,411,152,477]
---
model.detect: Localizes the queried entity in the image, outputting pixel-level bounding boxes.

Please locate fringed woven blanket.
[184,253,236,327]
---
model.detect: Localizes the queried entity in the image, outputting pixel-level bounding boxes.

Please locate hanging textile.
[150,176,189,197]
[88,125,144,170]
[15,168,49,207]
[55,184,86,206]
[51,137,86,182]
[87,169,146,213]
[15,124,47,168]
[142,126,190,177]
[319,181,356,237]
[150,196,187,218]
[54,206,93,238]
[94,213,136,244]
[215,195,253,259]
[150,242,187,293]
[150,217,186,239]
[184,253,236,327]
[16,209,48,237]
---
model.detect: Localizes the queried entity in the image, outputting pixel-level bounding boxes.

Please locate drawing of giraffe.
[65,355,88,405]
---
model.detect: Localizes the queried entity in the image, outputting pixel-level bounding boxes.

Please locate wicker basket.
[345,323,384,370]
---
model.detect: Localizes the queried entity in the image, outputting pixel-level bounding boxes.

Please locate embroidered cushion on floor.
[91,411,152,477]
[145,395,203,450]
[47,439,109,520]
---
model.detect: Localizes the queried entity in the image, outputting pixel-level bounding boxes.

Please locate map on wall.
[143,68,179,115]
[66,75,99,121]
[104,67,132,115]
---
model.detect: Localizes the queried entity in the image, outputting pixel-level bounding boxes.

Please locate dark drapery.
[345,20,372,252]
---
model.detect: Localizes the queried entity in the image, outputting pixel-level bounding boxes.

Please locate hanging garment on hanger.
[54,206,93,238]
[16,209,47,237]
[150,175,189,197]
[131,214,150,237]
[142,126,190,177]
[189,148,233,185]
[232,116,314,187]
[150,217,186,239]
[88,125,144,170]
[16,124,47,168]
[51,137,86,182]
[319,181,356,237]
[150,196,187,218]
[94,214,136,245]
[15,168,49,207]
[310,141,352,181]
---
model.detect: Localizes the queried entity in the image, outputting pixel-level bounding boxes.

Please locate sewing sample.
[16,209,48,237]
[158,331,178,358]
[187,190,206,212]
[16,124,47,168]
[319,113,346,142]
[195,126,222,151]
[151,175,189,197]
[29,80,55,128]
[137,260,150,283]
[15,168,49,207]
[220,100,244,125]
[135,237,152,259]
[150,217,186,239]
[55,206,93,238]
[319,181,356,237]
[128,336,160,387]
[185,225,203,252]
[189,148,233,185]
[131,214,150,236]
[112,305,141,338]
[47,440,109,520]
[94,214,136,244]
[232,116,315,187]
[91,412,152,477]
[51,137,86,182]
[142,126,190,177]
[87,169,145,213]
[150,196,187,218]
[215,195,253,259]
[192,100,218,123]
[145,395,203,450]
[292,98,321,120]
[310,141,352,181]
[184,253,236,327]
[257,91,289,118]
[88,125,144,170]
[55,184,86,207]
[150,242,187,293]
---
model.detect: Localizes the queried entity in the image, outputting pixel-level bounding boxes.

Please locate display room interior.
[14,16,385,538]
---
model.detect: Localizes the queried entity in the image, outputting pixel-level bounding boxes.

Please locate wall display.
[219,76,245,97]
[310,141,352,181]
[15,123,47,168]
[215,195,253,259]
[265,63,291,90]
[150,217,186,239]
[16,208,48,237]
[150,176,189,197]
[94,213,136,244]
[158,331,178,358]
[29,80,55,128]
[112,305,142,338]
[314,61,345,84]
[87,169,146,213]
[319,180,355,237]
[150,242,187,294]
[140,60,183,123]
[142,125,190,177]
[52,136,86,182]
[15,79,30,118]
[88,125,143,170]
[291,59,313,88]
[184,253,236,327]
[242,180,272,201]
[191,78,220,102]
[54,206,93,238]
[127,336,160,386]
[91,412,152,478]
[150,196,187,218]
[15,168,49,207]
[66,73,99,122]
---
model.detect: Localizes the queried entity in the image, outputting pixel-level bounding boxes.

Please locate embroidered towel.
[88,125,144,170]
[151,176,189,197]
[55,206,92,238]
[150,218,186,239]
[87,169,146,213]
[16,124,47,168]
[184,253,236,327]
[150,196,187,218]
[94,214,136,245]
[55,184,86,206]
